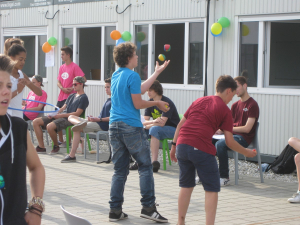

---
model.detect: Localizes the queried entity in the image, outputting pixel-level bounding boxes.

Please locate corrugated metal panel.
[130,0,206,21]
[1,7,48,27]
[235,0,300,15]
[59,1,117,25]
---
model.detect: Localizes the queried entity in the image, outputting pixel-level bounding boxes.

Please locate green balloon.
[122,31,132,41]
[64,37,70,46]
[218,17,230,28]
[137,32,146,42]
[48,37,57,46]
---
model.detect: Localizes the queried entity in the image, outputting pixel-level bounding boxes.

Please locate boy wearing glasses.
[33,76,89,154]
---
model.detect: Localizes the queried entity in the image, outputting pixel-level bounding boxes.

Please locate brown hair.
[113,42,136,67]
[0,54,16,74]
[61,46,73,58]
[149,80,163,96]
[234,76,247,86]
[215,75,237,93]
[105,78,111,84]
[4,38,24,55]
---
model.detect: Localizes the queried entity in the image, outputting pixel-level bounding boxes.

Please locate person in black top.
[130,80,180,172]
[33,76,89,155]
[61,78,111,163]
[0,54,45,225]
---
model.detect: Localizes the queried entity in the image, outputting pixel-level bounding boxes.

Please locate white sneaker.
[195,177,202,185]
[287,192,300,203]
[220,178,230,186]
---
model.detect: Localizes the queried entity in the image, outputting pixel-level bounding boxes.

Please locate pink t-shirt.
[57,62,85,101]
[24,90,48,120]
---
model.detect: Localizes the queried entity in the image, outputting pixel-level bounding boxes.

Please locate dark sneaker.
[109,209,128,222]
[72,121,87,132]
[129,161,138,170]
[61,155,76,163]
[140,205,168,223]
[152,161,160,172]
[50,145,60,154]
[36,146,46,154]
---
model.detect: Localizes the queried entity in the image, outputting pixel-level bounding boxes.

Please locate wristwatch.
[143,125,146,129]
[28,197,45,212]
[171,141,176,146]
[100,118,102,122]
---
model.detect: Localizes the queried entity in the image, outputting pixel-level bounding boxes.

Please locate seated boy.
[61,78,111,162]
[23,75,47,121]
[33,76,89,154]
[170,75,257,225]
[130,80,180,172]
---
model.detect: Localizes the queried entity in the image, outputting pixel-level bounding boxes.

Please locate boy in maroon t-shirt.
[170,75,257,225]
[215,76,259,186]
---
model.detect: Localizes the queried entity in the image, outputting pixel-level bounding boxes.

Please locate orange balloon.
[110,30,121,40]
[42,42,52,53]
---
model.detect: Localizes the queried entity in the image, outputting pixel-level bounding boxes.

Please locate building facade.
[1,0,300,157]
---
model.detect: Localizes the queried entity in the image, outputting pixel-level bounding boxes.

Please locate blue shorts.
[148,125,176,140]
[176,144,220,192]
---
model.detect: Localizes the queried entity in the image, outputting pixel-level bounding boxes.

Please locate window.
[239,22,259,87]
[238,17,300,89]
[62,25,116,81]
[134,21,205,86]
[135,25,148,81]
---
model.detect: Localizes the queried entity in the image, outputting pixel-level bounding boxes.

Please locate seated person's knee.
[295,153,300,165]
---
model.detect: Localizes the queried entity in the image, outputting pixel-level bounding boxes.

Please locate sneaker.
[152,161,160,172]
[61,155,76,163]
[287,192,300,203]
[72,121,87,132]
[58,141,63,145]
[36,146,46,154]
[109,209,128,222]
[60,142,71,148]
[50,145,60,154]
[220,178,230,186]
[129,161,139,170]
[140,205,168,223]
[195,176,202,185]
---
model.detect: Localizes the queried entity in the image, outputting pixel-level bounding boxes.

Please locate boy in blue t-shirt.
[108,42,170,223]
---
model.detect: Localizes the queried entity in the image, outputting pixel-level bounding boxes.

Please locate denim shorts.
[148,125,176,140]
[176,144,220,192]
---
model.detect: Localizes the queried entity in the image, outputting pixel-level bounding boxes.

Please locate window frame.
[236,13,300,95]
[1,26,48,82]
[59,23,117,85]
[132,18,207,91]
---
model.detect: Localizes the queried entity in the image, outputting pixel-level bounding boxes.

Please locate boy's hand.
[170,145,177,162]
[157,101,169,112]
[154,60,170,74]
[24,211,41,225]
[244,148,257,158]
[215,129,223,135]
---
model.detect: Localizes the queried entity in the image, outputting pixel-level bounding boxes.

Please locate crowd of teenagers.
[0,38,299,225]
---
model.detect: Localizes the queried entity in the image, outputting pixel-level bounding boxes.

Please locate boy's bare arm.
[233,117,256,134]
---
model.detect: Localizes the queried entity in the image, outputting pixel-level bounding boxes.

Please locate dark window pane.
[154,23,184,84]
[189,22,204,85]
[269,22,300,86]
[135,25,148,81]
[78,27,101,80]
[105,26,116,79]
[38,35,47,78]
[239,22,258,87]
[17,36,35,77]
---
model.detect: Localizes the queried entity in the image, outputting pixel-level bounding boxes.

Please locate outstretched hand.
[244,148,257,158]
[157,101,169,112]
[154,60,170,74]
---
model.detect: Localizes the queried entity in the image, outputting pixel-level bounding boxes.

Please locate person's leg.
[68,115,84,125]
[178,187,193,225]
[68,131,81,158]
[32,117,49,148]
[205,191,218,225]
[215,139,230,178]
[176,144,196,225]
[288,137,300,191]
[150,136,160,162]
[109,122,130,211]
[47,122,59,146]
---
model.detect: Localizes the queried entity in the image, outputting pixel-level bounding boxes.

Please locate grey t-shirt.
[63,93,89,117]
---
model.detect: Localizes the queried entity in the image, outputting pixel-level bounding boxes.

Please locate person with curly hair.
[108,42,170,223]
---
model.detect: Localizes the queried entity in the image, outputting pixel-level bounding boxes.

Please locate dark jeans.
[215,135,248,178]
[109,121,155,210]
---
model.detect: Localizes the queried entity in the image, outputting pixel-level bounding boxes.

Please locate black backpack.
[265,144,298,174]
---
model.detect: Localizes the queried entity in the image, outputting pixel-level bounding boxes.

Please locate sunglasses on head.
[72,83,81,86]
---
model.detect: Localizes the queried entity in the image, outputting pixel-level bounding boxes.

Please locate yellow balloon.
[242,24,250,36]
[211,23,222,35]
